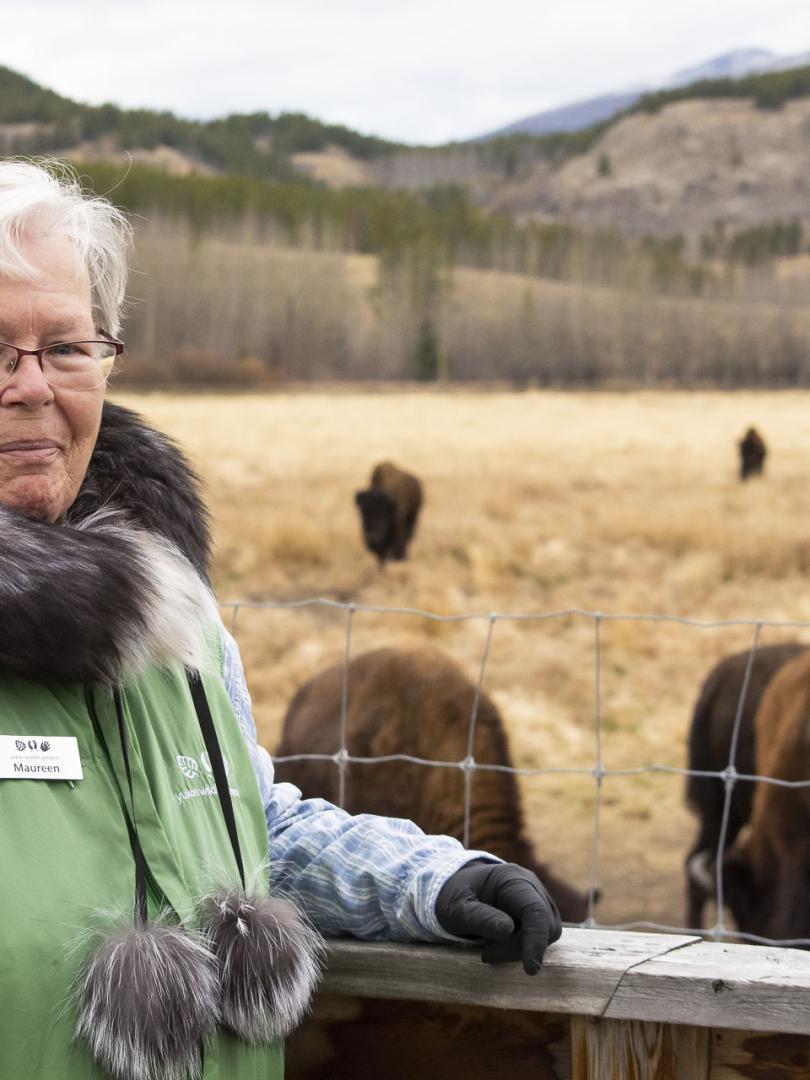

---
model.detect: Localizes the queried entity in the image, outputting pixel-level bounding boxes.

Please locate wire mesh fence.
[222,598,810,949]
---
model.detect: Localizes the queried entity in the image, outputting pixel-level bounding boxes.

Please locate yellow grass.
[112,388,810,928]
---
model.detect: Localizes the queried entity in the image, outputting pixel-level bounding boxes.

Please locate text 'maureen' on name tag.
[0,735,84,781]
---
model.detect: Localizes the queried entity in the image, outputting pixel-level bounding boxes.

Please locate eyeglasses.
[0,336,124,391]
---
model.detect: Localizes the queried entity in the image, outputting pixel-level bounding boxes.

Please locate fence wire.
[224,598,810,949]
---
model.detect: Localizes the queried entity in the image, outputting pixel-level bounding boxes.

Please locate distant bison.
[720,650,810,942]
[274,646,591,923]
[684,642,805,929]
[739,426,766,480]
[355,461,422,565]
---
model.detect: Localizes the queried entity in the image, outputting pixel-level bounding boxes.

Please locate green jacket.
[0,651,284,1079]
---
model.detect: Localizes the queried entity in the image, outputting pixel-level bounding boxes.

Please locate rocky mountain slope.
[490,97,810,241]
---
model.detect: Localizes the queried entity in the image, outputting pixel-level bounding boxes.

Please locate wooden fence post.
[570,1017,710,1080]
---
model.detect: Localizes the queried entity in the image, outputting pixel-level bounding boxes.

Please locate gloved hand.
[435,861,562,975]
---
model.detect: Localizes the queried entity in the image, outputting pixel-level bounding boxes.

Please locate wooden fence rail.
[285,928,810,1079]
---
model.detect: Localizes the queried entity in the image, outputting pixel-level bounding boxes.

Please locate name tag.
[0,735,84,781]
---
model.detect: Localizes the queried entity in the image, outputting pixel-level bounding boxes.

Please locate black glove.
[435,861,562,975]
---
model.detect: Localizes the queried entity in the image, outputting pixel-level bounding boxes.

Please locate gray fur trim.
[69,401,211,583]
[78,510,219,677]
[203,889,325,1042]
[75,920,218,1080]
[0,506,217,683]
[0,400,216,684]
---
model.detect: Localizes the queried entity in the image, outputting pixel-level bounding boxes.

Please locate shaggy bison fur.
[274,646,590,923]
[721,650,810,942]
[684,642,805,929]
[277,648,586,1080]
[739,426,766,481]
[355,461,422,565]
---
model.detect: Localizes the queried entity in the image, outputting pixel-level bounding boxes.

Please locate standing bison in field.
[355,461,422,565]
[719,649,810,942]
[274,646,591,923]
[684,642,805,929]
[739,426,767,480]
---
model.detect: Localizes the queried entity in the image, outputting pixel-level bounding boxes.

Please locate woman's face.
[0,233,105,522]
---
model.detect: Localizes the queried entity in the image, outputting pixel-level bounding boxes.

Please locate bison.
[739,426,766,480]
[720,649,810,942]
[274,646,591,923]
[355,461,422,565]
[684,642,806,929]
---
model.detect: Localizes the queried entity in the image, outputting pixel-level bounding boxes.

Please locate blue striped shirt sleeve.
[219,623,497,942]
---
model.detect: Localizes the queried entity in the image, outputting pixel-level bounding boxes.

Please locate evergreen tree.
[413,317,440,381]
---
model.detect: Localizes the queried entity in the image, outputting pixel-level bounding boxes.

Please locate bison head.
[739,428,765,480]
[355,489,396,564]
[713,826,810,945]
[720,831,769,938]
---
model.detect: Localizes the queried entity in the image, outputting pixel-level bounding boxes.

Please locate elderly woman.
[0,160,561,1080]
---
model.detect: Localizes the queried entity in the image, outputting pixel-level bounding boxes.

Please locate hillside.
[488,97,810,242]
[0,65,402,181]
[2,64,810,247]
[366,66,810,244]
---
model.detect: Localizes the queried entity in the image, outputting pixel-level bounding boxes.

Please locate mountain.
[477,91,642,139]
[2,61,810,249]
[367,63,810,247]
[665,48,775,87]
[479,47,807,139]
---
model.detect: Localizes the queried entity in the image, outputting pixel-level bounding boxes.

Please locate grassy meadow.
[113,388,810,930]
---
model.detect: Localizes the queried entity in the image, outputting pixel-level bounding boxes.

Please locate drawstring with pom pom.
[75,676,321,1077]
[188,673,323,1043]
[77,689,217,1080]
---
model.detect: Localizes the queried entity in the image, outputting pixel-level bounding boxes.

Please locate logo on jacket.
[176,754,199,780]
[200,750,230,777]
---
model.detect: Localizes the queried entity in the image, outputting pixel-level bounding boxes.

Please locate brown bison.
[274,646,591,923]
[355,461,422,565]
[739,426,766,480]
[277,648,586,1080]
[720,650,810,942]
[684,642,806,929]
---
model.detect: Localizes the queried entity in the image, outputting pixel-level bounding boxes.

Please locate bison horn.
[688,849,717,896]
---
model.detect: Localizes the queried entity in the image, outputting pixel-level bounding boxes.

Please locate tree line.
[73,161,789,291]
[110,213,810,390]
[0,66,401,181]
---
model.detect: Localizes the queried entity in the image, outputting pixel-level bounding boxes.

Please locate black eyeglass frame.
[0,333,125,390]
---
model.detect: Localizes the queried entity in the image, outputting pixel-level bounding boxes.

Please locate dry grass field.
[113,388,810,931]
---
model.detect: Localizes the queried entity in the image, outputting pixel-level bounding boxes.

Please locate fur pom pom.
[203,890,324,1042]
[75,921,218,1080]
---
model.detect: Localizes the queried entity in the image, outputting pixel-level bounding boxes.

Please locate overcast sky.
[1,0,807,143]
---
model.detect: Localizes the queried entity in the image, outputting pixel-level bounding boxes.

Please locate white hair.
[0,159,132,336]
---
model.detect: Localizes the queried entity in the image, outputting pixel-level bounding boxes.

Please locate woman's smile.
[0,437,62,465]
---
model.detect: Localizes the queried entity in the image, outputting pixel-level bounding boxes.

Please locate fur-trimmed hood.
[68,402,211,582]
[1,402,216,685]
